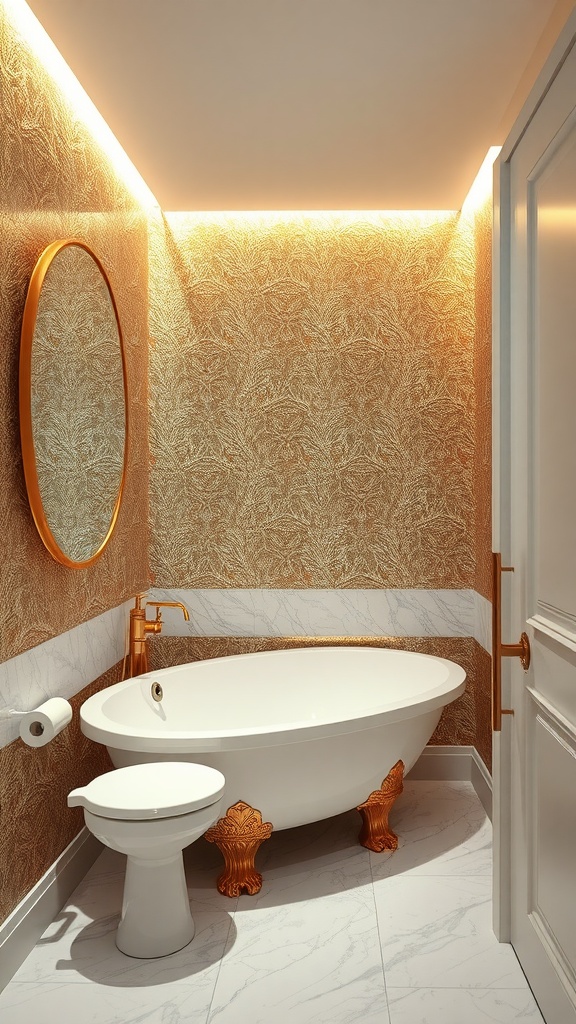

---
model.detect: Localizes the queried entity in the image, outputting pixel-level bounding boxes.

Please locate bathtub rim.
[79,646,467,754]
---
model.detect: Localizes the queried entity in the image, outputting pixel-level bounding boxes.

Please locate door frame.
[492,8,576,943]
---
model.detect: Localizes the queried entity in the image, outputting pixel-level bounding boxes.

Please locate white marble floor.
[0,781,545,1023]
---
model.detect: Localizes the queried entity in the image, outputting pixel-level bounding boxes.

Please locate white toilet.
[68,761,225,959]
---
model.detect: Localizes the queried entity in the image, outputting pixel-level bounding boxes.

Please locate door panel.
[532,704,576,977]
[532,120,576,639]
[532,634,576,728]
[503,32,576,1024]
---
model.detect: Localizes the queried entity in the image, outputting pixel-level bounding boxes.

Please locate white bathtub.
[79,646,466,830]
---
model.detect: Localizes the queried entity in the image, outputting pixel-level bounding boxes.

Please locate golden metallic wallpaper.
[0,663,119,925]
[0,8,149,663]
[149,211,482,589]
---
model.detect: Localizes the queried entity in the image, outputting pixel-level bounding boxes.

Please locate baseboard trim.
[470,749,493,820]
[408,745,493,819]
[0,828,102,992]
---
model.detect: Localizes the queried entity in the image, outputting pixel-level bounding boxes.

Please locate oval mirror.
[19,240,128,568]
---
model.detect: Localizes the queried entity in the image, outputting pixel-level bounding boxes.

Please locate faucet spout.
[146,600,190,622]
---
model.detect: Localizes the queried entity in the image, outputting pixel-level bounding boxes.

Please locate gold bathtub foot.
[204,800,273,897]
[357,760,405,852]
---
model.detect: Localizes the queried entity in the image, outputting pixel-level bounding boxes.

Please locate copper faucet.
[128,594,190,677]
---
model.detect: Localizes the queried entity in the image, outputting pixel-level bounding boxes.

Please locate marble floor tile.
[374,875,527,989]
[185,837,241,912]
[0,977,221,1024]
[370,780,492,879]
[209,970,390,1024]
[12,907,234,988]
[241,809,373,905]
[209,886,388,1023]
[387,987,546,1023]
[42,865,126,937]
[2,780,547,1024]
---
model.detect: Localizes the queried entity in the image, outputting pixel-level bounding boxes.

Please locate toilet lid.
[68,762,226,820]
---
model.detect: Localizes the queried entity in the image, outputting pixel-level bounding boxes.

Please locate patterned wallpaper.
[0,9,149,926]
[0,7,150,663]
[0,663,118,926]
[149,211,482,590]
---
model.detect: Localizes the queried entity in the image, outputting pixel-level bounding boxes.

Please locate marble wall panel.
[0,601,130,748]
[147,586,477,639]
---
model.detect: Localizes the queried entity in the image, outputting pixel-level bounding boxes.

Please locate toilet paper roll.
[19,697,73,748]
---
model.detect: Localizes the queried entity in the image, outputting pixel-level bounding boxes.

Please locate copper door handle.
[491,552,531,731]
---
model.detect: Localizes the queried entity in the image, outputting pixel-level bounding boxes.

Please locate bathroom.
[1,1,576,1021]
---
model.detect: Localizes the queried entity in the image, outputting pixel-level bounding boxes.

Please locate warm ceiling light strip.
[4,0,159,209]
[164,210,457,228]
[460,146,502,214]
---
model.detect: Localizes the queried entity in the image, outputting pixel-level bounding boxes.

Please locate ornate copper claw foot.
[357,760,405,852]
[204,800,273,897]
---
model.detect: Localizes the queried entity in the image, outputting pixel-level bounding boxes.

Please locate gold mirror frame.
[19,239,129,569]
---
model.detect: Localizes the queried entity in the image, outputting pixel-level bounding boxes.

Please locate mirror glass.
[20,240,128,568]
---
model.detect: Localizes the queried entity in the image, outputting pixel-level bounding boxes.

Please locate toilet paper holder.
[0,698,73,746]
[0,705,47,740]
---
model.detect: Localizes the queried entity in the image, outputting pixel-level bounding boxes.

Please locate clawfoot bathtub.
[80,646,466,894]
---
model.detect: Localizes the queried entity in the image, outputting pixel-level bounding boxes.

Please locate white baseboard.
[408,744,493,819]
[470,751,493,820]
[0,828,102,993]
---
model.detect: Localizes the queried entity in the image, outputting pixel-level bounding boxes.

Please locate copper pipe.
[491,552,531,731]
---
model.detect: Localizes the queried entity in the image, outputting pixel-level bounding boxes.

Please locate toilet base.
[72,765,225,958]
[116,852,195,959]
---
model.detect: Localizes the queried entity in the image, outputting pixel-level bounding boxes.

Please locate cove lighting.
[164,210,457,229]
[461,146,502,214]
[4,0,159,209]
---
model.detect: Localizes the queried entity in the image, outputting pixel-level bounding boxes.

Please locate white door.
[497,24,576,1024]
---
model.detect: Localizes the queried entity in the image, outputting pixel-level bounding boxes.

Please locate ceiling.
[25,0,569,211]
